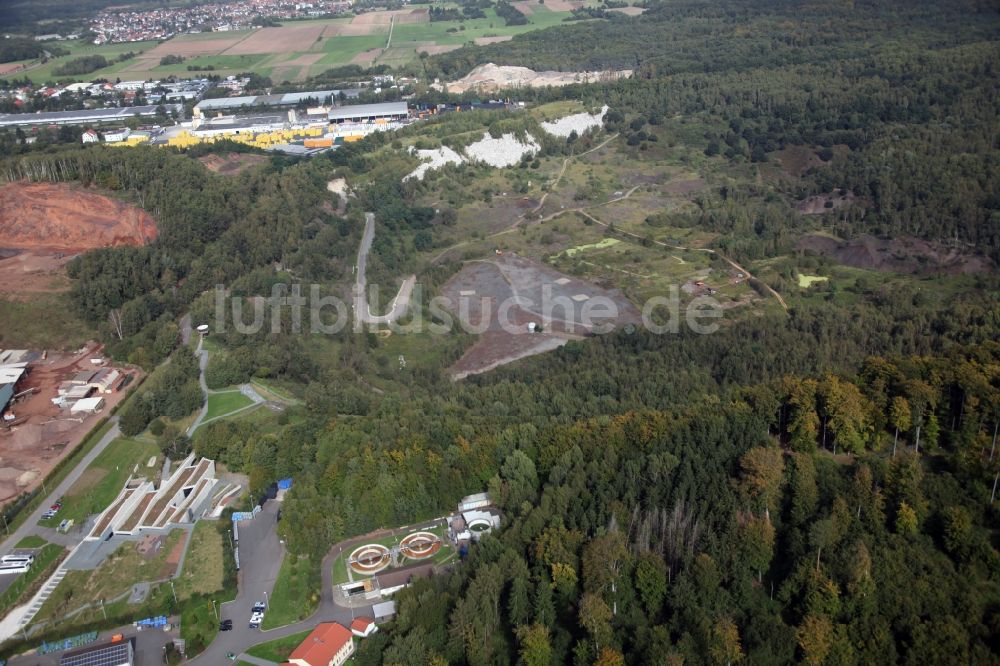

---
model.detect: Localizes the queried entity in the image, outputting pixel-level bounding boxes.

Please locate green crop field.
[13,5,584,84]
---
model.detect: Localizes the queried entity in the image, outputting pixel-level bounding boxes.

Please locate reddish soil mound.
[0,182,157,253]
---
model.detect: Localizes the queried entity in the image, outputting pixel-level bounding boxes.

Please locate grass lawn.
[0,543,66,618]
[204,390,254,421]
[797,273,830,288]
[174,521,225,600]
[33,529,185,624]
[0,294,95,351]
[260,554,320,629]
[14,536,46,548]
[246,629,312,662]
[177,520,238,657]
[38,436,160,528]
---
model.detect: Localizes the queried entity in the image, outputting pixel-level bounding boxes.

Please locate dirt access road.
[353,212,416,330]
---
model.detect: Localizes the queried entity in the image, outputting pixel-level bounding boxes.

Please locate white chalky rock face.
[540,105,610,138]
[403,146,466,181]
[464,132,540,168]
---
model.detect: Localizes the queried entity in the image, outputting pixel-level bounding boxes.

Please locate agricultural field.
[15,4,587,85]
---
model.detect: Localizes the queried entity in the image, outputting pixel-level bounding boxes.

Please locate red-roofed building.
[350,617,377,638]
[288,623,354,666]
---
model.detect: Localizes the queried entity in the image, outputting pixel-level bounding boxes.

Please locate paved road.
[188,502,372,666]
[0,419,121,559]
[185,337,210,437]
[353,212,415,330]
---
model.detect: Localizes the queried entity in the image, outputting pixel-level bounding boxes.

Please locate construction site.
[0,346,136,506]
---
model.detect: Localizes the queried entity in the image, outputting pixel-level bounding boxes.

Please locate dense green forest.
[1,0,998,662]
[353,346,1000,665]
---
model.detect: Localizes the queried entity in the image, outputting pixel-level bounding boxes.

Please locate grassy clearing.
[178,520,239,657]
[797,274,830,288]
[38,436,160,527]
[14,536,46,548]
[0,294,95,350]
[560,238,621,257]
[0,543,66,618]
[174,521,225,600]
[205,390,254,421]
[260,554,320,630]
[246,629,312,662]
[33,530,185,624]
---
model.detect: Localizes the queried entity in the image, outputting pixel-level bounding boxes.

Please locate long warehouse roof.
[0,105,180,127]
[195,88,362,111]
[328,101,408,121]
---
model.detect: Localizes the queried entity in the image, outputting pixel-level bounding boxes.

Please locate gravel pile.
[540,105,610,138]
[464,132,540,168]
[403,146,466,181]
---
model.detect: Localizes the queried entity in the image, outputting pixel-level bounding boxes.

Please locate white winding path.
[353,212,416,329]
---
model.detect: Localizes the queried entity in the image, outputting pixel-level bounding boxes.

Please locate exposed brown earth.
[441,253,640,378]
[663,177,706,195]
[145,35,247,58]
[417,44,463,55]
[609,6,646,15]
[797,233,994,275]
[474,35,514,45]
[222,25,325,55]
[0,252,73,301]
[796,191,858,214]
[0,182,157,253]
[350,48,383,65]
[0,343,139,506]
[197,153,268,175]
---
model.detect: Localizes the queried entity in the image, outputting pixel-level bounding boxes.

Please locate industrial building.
[0,351,30,420]
[193,88,362,116]
[60,639,133,666]
[0,104,183,128]
[328,101,409,124]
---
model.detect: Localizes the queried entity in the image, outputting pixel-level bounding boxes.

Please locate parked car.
[252,601,266,613]
[219,620,233,631]
[249,612,263,629]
